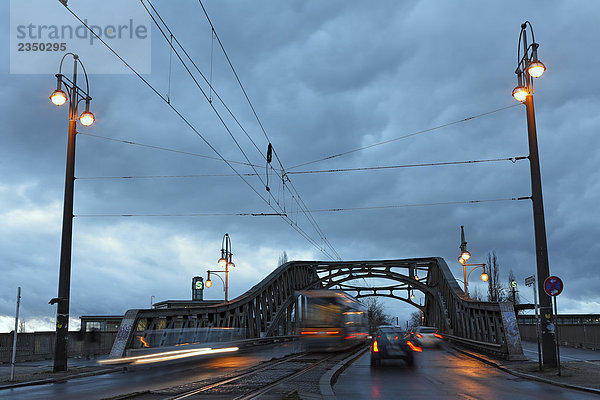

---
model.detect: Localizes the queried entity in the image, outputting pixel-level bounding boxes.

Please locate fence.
[518,323,600,350]
[0,331,117,363]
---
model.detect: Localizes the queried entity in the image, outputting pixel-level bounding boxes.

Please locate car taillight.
[434,333,443,339]
[407,341,422,352]
[416,333,423,339]
[373,340,379,353]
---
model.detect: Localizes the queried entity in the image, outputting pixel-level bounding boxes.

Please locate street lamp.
[49,53,94,372]
[206,233,235,302]
[458,226,488,297]
[458,225,471,263]
[512,21,556,368]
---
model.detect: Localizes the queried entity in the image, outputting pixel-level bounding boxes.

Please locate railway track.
[109,346,366,400]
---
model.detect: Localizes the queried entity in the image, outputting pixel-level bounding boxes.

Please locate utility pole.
[10,287,21,382]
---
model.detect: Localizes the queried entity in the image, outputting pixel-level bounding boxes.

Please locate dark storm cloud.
[1,0,600,331]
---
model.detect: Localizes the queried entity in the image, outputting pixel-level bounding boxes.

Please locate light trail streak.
[98,346,239,365]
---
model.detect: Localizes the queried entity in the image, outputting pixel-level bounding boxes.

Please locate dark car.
[370,326,422,368]
[411,326,444,348]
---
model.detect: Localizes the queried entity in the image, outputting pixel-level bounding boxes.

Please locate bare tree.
[409,311,422,329]
[277,251,288,266]
[471,285,485,301]
[486,251,503,302]
[18,319,26,333]
[364,297,391,334]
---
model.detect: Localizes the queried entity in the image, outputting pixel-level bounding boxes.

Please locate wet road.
[0,342,302,400]
[334,345,598,400]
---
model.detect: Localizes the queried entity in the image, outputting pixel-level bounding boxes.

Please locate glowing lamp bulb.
[460,251,471,261]
[218,257,227,267]
[227,261,235,270]
[481,273,489,282]
[205,279,212,288]
[527,60,546,78]
[410,293,415,299]
[79,111,95,126]
[50,90,68,106]
[512,86,528,102]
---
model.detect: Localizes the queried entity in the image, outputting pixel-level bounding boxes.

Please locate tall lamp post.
[511,21,556,367]
[48,53,95,372]
[205,233,235,302]
[458,226,489,298]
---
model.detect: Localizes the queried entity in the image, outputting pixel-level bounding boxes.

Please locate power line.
[195,0,341,260]
[76,212,287,217]
[76,174,251,180]
[287,156,527,175]
[289,104,522,170]
[75,155,527,180]
[60,2,337,260]
[292,197,531,213]
[197,0,272,149]
[142,0,337,260]
[74,196,530,218]
[78,132,262,168]
[145,1,268,164]
[147,0,340,260]
[140,1,266,188]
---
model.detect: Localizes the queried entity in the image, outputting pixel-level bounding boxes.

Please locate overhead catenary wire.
[142,0,338,259]
[195,0,342,260]
[140,0,267,190]
[143,1,267,166]
[76,212,288,217]
[292,196,531,213]
[288,104,522,170]
[74,196,531,218]
[146,0,340,259]
[78,132,263,168]
[75,155,528,180]
[60,2,337,260]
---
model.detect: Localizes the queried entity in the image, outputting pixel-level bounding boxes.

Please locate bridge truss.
[109,258,525,360]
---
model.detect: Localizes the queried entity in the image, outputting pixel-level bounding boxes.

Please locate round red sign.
[543,276,563,296]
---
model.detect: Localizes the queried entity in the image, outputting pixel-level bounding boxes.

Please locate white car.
[412,326,443,348]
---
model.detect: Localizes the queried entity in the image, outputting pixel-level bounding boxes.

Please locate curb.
[319,346,369,400]
[0,366,124,390]
[450,344,600,396]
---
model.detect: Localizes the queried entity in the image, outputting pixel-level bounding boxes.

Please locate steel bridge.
[109,258,525,360]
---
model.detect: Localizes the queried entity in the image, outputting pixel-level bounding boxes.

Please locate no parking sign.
[544,276,563,296]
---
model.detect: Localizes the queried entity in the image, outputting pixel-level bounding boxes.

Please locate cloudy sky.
[1,1,599,332]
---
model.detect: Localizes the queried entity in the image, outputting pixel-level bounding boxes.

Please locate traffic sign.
[510,280,517,288]
[525,275,535,287]
[544,276,563,296]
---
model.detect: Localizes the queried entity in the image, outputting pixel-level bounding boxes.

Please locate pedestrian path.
[0,356,118,389]
[521,340,600,363]
[454,341,600,394]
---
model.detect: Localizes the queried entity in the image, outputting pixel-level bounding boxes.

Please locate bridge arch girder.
[316,269,434,296]
[347,292,426,311]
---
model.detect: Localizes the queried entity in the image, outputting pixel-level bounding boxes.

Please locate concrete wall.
[0,331,117,363]
[519,324,600,350]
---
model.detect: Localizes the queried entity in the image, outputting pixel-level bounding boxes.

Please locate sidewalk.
[0,356,121,389]
[453,341,600,395]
